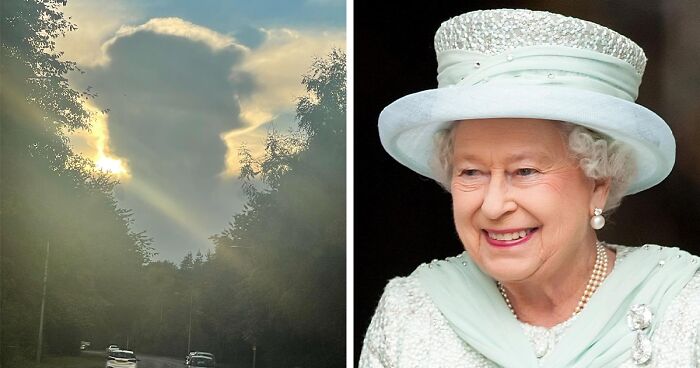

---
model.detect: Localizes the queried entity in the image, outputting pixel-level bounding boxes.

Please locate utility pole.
[252,345,257,368]
[186,291,193,353]
[36,241,50,363]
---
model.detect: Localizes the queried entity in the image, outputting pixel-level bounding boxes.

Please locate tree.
[208,49,346,367]
[1,0,153,363]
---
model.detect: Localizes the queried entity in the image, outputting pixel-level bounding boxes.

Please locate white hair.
[431,121,636,212]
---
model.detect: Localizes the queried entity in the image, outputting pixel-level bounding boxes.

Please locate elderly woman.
[359,9,700,368]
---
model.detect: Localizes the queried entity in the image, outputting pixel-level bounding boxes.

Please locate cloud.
[109,17,249,53]
[66,18,255,260]
[243,28,344,113]
[55,0,139,66]
[64,17,345,261]
[221,27,345,176]
[86,18,251,67]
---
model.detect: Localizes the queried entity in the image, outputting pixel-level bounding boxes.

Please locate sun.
[67,101,131,178]
[96,156,128,175]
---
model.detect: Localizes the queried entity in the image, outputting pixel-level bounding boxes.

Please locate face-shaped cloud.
[65,18,253,260]
[64,15,344,261]
[87,21,253,176]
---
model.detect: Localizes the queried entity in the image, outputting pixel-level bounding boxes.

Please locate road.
[134,353,185,368]
[84,350,185,368]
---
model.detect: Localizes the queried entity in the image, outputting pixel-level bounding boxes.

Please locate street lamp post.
[36,240,50,363]
[252,345,256,368]
[187,291,193,353]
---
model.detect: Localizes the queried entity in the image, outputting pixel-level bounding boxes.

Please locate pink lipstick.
[483,227,538,247]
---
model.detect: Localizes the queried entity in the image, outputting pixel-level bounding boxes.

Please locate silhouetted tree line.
[207,49,346,368]
[1,0,154,366]
[1,1,345,367]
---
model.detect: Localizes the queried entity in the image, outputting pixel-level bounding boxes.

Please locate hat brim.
[378,84,675,195]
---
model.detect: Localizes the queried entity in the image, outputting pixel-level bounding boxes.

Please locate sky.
[57,0,345,262]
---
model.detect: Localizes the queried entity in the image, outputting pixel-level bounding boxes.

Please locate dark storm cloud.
[76,25,256,261]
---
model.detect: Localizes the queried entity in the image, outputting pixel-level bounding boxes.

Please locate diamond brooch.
[627,304,653,365]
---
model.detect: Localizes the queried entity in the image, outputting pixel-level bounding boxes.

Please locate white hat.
[378,9,675,195]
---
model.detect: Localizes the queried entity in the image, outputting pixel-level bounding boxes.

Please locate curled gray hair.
[431,121,636,212]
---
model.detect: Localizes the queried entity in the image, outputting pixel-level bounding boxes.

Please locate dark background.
[353,0,700,363]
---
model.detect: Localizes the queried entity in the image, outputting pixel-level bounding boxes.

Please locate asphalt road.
[134,353,184,368]
[84,350,185,368]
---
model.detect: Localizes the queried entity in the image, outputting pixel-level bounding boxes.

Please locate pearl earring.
[590,208,605,230]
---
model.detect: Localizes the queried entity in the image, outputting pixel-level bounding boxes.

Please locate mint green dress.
[359,244,700,367]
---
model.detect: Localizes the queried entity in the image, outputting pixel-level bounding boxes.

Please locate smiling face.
[450,119,608,283]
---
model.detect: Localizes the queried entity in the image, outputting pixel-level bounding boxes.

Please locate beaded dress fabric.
[359,245,700,367]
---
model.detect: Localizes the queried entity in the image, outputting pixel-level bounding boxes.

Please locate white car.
[195,352,215,361]
[106,349,139,368]
[106,344,119,354]
[186,355,215,367]
[186,352,215,364]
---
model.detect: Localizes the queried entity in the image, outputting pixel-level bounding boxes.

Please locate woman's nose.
[480,173,517,219]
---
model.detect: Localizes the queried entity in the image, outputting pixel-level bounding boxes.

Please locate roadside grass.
[4,353,104,368]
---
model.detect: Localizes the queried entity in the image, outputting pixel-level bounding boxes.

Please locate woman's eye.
[460,169,481,177]
[515,168,538,176]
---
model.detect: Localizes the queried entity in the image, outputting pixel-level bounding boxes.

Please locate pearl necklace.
[497,241,609,319]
